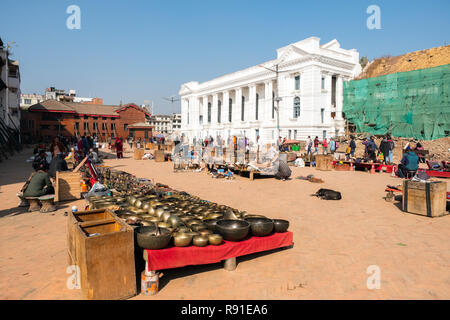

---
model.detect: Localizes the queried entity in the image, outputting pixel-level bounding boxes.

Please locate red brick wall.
[21,104,150,143]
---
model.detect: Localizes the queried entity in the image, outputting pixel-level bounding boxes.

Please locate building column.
[212,93,218,125]
[336,76,343,120]
[222,91,229,124]
[235,88,242,122]
[202,96,208,124]
[264,81,273,121]
[248,84,256,121]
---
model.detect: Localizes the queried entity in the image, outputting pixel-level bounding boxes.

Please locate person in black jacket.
[48,153,69,178]
[379,136,390,164]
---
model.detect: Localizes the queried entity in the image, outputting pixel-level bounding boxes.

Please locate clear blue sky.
[1,0,449,114]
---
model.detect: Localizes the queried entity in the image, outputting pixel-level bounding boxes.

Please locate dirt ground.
[1,147,449,300]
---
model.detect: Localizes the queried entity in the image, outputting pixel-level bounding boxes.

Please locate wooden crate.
[55,171,82,202]
[315,155,333,171]
[75,219,136,300]
[402,180,447,217]
[154,150,165,162]
[67,209,117,266]
[134,149,144,160]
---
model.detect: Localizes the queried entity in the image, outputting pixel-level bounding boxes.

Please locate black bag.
[312,188,342,200]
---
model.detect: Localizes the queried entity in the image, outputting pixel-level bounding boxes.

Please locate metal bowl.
[245,217,274,237]
[198,229,213,237]
[135,226,172,250]
[273,219,289,233]
[173,233,193,247]
[203,219,219,232]
[191,223,207,232]
[208,234,223,246]
[134,200,143,209]
[193,235,209,247]
[168,215,184,228]
[215,220,250,241]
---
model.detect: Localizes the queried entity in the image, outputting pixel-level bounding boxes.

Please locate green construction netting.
[343,64,450,140]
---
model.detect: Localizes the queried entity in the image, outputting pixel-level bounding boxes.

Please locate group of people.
[304,136,342,157]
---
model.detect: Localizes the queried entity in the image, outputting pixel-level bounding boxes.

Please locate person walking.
[115,137,123,159]
[387,135,395,164]
[313,136,319,155]
[329,137,336,154]
[379,136,390,164]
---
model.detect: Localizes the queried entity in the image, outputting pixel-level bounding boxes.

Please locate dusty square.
[1,148,449,300]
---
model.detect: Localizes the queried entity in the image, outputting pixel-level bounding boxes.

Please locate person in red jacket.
[115,137,123,159]
[322,138,328,155]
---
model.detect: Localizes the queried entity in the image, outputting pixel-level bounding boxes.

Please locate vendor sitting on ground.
[396,143,419,178]
[23,160,55,198]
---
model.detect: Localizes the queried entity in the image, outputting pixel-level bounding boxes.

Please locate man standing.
[329,137,336,154]
[314,136,319,155]
[305,136,312,159]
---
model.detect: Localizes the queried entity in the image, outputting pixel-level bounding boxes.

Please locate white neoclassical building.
[179,37,362,145]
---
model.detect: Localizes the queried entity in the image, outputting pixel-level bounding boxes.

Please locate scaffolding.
[343,64,450,140]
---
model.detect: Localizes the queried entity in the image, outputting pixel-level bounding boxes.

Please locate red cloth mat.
[144,232,294,271]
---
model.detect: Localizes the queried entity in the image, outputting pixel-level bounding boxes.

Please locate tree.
[359,56,369,69]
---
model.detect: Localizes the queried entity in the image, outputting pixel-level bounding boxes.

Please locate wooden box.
[55,171,82,202]
[154,150,165,162]
[67,209,117,266]
[402,180,447,217]
[315,155,333,171]
[76,219,136,300]
[134,149,144,160]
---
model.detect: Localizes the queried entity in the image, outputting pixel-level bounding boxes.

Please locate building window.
[111,123,115,131]
[294,129,297,140]
[84,122,89,131]
[288,129,291,140]
[199,115,203,124]
[24,99,32,104]
[293,97,300,118]
[102,123,107,130]
[255,94,259,120]
[74,122,79,132]
[84,115,88,120]
[217,100,221,123]
[207,102,211,123]
[241,96,245,121]
[228,98,232,122]
[321,108,324,123]
[295,75,300,90]
[93,123,98,130]
[102,117,107,121]
[321,76,325,89]
[124,124,128,131]
[272,91,275,119]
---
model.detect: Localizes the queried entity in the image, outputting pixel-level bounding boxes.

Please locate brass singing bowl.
[191,224,207,232]
[168,215,184,228]
[198,229,213,237]
[134,200,143,209]
[155,207,165,219]
[128,196,137,205]
[193,235,209,247]
[141,203,151,211]
[206,213,223,220]
[186,219,202,227]
[157,222,171,229]
[173,233,193,247]
[162,211,172,223]
[208,234,223,246]
[176,226,190,233]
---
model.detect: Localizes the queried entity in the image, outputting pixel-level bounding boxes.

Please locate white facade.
[20,93,45,110]
[149,113,181,134]
[0,41,21,130]
[179,37,361,145]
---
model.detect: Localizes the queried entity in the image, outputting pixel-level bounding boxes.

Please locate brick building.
[21,99,152,143]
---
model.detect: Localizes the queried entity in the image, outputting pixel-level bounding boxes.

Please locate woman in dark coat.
[115,138,123,159]
[379,136,390,164]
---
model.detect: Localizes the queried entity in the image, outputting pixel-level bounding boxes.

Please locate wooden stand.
[154,150,165,162]
[55,171,82,202]
[71,217,136,300]
[315,155,333,171]
[402,180,447,217]
[134,149,144,160]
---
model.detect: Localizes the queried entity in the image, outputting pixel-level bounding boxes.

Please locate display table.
[332,160,394,173]
[143,232,293,271]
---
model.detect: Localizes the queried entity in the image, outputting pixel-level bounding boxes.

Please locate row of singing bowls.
[245,218,274,237]
[135,226,172,250]
[215,220,250,241]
